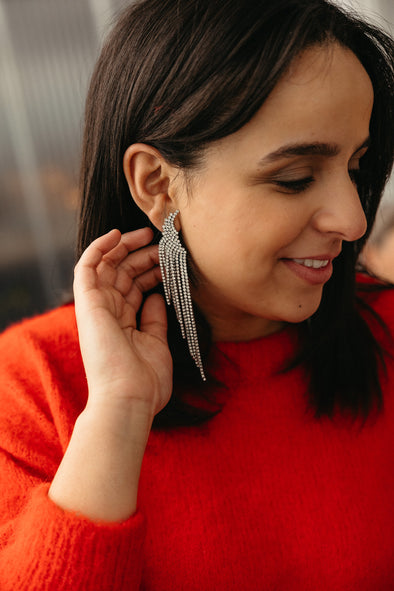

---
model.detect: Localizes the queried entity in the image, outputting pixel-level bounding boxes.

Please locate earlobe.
[123,144,174,230]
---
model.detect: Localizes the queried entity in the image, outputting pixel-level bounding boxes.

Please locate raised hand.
[74,227,173,417]
[49,228,173,522]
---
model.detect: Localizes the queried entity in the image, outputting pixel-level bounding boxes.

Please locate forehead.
[247,43,374,145]
[279,43,372,100]
[200,43,374,171]
[259,44,373,126]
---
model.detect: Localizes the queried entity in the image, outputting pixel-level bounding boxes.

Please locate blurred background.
[0,0,393,330]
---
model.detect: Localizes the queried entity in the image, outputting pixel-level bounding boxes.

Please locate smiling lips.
[281,256,335,285]
[291,258,329,269]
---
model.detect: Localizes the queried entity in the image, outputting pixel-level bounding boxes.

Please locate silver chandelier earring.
[159,210,206,381]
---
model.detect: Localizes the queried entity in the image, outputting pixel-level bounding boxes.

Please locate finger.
[75,228,155,292]
[77,229,122,270]
[102,227,154,268]
[116,244,159,279]
[132,265,163,295]
[113,245,159,296]
[121,227,155,251]
[74,230,123,295]
[114,262,162,300]
[139,293,168,344]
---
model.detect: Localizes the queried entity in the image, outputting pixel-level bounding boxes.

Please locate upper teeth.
[292,258,329,269]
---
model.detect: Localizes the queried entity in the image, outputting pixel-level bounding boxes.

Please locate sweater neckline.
[210,323,301,381]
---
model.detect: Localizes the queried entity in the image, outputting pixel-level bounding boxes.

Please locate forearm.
[49,400,154,523]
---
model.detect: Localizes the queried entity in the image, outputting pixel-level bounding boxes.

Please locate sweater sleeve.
[0,308,146,590]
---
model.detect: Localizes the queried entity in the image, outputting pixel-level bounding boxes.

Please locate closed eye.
[274,176,314,193]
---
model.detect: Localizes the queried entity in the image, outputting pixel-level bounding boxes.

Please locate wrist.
[79,397,155,445]
[49,399,154,523]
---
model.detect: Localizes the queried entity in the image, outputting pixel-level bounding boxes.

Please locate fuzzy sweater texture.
[0,289,393,590]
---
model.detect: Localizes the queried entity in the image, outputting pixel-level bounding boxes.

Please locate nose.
[312,175,367,242]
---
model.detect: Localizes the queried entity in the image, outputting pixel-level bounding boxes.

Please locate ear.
[123,143,177,230]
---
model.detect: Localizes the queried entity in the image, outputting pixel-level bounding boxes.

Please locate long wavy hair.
[78,0,394,426]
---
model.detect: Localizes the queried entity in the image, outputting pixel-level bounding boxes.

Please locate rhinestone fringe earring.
[159,210,206,381]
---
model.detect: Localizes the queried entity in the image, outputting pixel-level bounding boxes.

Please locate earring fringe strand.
[159,210,206,381]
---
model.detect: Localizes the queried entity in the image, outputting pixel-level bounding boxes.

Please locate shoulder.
[0,303,84,407]
[1,302,77,339]
[0,303,79,363]
[0,304,86,448]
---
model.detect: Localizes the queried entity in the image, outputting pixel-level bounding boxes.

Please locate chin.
[282,298,322,324]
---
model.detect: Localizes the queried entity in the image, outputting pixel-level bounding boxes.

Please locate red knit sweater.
[0,289,393,590]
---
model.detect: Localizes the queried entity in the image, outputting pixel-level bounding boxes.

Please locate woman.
[0,0,393,589]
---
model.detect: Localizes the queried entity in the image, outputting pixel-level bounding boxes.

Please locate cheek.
[186,225,286,284]
[181,193,308,275]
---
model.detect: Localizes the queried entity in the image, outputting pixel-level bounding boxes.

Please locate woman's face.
[172,43,374,341]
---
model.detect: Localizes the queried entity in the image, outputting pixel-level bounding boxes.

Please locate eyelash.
[274,169,362,194]
[275,177,314,193]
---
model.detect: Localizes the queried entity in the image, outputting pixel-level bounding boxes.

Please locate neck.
[200,305,285,342]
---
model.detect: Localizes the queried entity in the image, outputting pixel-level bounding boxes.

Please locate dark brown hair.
[79,0,394,425]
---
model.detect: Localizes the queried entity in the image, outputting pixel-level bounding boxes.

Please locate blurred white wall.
[0,0,127,328]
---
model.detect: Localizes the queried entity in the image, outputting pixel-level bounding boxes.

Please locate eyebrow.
[258,137,370,167]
